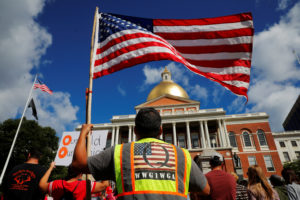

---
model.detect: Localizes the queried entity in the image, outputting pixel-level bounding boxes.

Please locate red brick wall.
[226,122,282,178]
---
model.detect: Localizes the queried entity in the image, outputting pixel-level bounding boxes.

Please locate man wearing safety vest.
[72,107,210,200]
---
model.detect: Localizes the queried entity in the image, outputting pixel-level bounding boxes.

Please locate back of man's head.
[209,152,224,168]
[28,148,42,160]
[135,107,161,139]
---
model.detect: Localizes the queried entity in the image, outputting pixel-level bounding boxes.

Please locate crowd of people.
[1,107,300,200]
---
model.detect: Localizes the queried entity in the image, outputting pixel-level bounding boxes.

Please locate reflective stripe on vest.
[114,138,192,199]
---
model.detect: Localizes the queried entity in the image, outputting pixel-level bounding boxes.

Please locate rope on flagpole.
[0,74,38,185]
[85,6,99,200]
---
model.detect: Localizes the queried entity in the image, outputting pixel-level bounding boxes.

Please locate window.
[177,134,186,148]
[210,135,217,147]
[191,133,200,148]
[243,131,252,147]
[264,155,275,171]
[295,151,300,160]
[279,141,286,147]
[165,134,173,144]
[291,141,298,147]
[229,132,237,147]
[283,152,291,162]
[257,130,267,146]
[248,156,257,166]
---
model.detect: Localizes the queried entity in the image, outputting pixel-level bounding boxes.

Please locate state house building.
[93,67,283,179]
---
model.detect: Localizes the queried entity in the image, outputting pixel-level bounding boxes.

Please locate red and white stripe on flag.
[93,13,254,99]
[34,79,53,95]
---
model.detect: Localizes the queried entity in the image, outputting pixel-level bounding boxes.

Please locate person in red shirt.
[39,162,109,200]
[205,152,236,200]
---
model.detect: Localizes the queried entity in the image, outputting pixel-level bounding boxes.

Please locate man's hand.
[81,124,93,137]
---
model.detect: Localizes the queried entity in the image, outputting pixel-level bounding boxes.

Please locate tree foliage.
[0,118,67,181]
[283,159,300,178]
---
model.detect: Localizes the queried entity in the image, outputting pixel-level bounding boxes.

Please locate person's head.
[247,165,266,185]
[282,168,299,184]
[209,152,224,169]
[134,107,161,139]
[269,174,284,187]
[65,165,82,180]
[27,147,42,160]
[247,165,274,199]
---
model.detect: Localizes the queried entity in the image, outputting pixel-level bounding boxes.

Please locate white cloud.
[26,92,79,136]
[142,65,163,85]
[227,97,245,113]
[277,0,290,10]
[0,0,79,135]
[189,85,208,103]
[117,85,126,96]
[248,2,300,131]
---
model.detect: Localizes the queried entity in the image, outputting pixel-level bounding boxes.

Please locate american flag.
[92,12,254,99]
[34,79,53,95]
[134,143,175,171]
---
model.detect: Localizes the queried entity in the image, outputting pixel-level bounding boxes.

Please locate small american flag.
[34,79,53,95]
[92,12,254,99]
[134,143,175,171]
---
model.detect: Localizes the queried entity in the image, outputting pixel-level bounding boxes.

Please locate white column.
[200,121,206,148]
[133,127,136,142]
[172,123,177,145]
[217,128,222,147]
[204,121,211,148]
[218,120,225,147]
[111,126,115,147]
[128,125,132,142]
[186,121,192,150]
[223,120,230,147]
[115,126,120,145]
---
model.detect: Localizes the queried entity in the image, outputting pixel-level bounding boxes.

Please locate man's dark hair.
[282,167,299,184]
[28,147,42,159]
[269,174,284,187]
[65,165,81,180]
[209,156,223,168]
[135,107,161,139]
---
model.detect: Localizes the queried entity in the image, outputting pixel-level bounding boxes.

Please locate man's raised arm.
[71,124,93,173]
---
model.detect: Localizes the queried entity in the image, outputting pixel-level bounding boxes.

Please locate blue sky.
[1,0,300,137]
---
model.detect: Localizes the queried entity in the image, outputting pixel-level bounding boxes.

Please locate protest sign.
[54,130,108,166]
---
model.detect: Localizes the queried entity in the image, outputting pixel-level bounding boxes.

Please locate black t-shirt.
[3,163,46,200]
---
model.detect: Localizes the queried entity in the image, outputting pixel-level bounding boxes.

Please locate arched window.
[243,131,252,147]
[229,132,237,147]
[257,129,267,146]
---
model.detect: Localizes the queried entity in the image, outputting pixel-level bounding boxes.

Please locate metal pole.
[0,75,37,185]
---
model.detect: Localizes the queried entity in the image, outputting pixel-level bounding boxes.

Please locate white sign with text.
[54,130,108,166]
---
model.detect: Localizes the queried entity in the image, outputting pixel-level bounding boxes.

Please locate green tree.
[0,118,67,181]
[283,159,300,178]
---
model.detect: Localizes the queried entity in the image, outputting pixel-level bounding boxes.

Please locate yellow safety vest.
[114,138,191,200]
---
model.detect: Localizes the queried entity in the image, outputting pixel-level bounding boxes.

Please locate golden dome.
[147,67,189,101]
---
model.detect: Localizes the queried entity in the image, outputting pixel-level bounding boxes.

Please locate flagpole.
[0,75,38,185]
[85,6,99,200]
